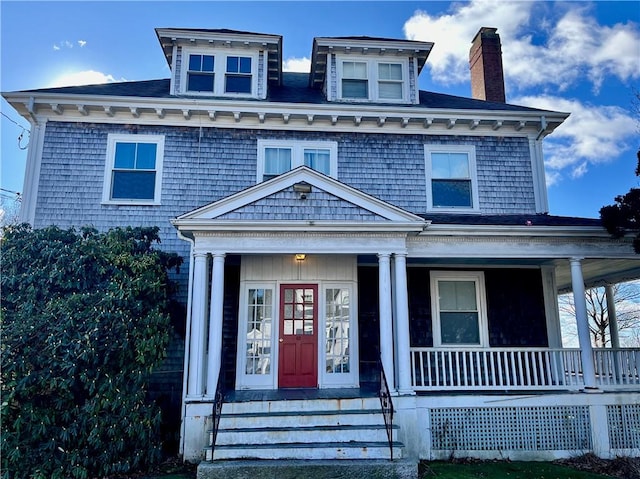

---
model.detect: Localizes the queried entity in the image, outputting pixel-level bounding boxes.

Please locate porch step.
[206,397,404,461]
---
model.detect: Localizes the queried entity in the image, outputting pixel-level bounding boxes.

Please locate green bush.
[1,225,182,479]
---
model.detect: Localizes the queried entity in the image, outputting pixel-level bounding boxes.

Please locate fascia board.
[421,223,610,238]
[155,28,282,46]
[314,37,434,53]
[171,219,426,233]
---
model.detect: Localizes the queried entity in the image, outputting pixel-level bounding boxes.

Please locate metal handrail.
[210,371,225,460]
[378,358,394,461]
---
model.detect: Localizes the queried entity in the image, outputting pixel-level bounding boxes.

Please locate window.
[257,140,337,181]
[325,288,350,374]
[181,49,256,96]
[103,134,164,204]
[425,145,479,211]
[225,56,252,93]
[431,271,488,347]
[187,54,215,92]
[338,58,407,102]
[245,288,273,375]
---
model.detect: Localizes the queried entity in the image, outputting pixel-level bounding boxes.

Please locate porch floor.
[224,384,379,402]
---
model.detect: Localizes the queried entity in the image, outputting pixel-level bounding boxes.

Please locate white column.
[378,253,395,391]
[394,253,413,395]
[205,253,226,398]
[605,284,620,349]
[570,258,598,390]
[187,252,208,397]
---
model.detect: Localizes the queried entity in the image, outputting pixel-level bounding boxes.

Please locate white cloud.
[513,94,637,184]
[403,0,640,92]
[78,40,87,48]
[49,70,121,87]
[283,57,310,73]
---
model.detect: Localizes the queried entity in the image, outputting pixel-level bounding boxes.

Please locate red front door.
[278,284,318,388]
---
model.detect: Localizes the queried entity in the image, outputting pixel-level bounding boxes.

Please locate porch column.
[605,284,620,349]
[378,253,395,391]
[205,253,226,398]
[570,257,598,390]
[187,252,208,397]
[393,253,413,395]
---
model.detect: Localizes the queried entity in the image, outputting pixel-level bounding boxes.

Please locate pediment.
[173,167,426,232]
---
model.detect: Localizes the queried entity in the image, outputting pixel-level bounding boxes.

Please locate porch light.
[293,182,312,199]
[295,254,306,261]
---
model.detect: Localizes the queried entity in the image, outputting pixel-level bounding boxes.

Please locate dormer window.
[181,48,258,97]
[337,57,408,102]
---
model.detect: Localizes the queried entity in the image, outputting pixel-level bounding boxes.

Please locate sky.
[1,0,639,219]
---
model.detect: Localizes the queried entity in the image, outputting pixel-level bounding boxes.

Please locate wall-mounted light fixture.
[293,182,312,199]
[295,253,306,261]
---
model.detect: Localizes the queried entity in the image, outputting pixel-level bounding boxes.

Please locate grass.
[421,460,613,478]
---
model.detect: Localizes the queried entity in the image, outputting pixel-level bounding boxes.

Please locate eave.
[3,91,568,137]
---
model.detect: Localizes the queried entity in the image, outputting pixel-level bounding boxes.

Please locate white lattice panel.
[608,404,640,450]
[430,406,591,451]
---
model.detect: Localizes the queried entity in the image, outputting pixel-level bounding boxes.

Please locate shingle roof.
[422,213,603,227]
[11,73,552,113]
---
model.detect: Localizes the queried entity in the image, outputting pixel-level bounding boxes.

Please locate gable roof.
[172,166,427,234]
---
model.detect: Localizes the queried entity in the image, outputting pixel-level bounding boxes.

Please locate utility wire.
[1,111,29,132]
[1,111,31,150]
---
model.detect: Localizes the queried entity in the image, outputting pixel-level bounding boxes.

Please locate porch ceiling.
[554,257,640,292]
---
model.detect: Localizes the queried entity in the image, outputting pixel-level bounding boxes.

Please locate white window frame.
[319,282,359,388]
[257,139,338,182]
[430,271,488,348]
[235,282,278,390]
[102,134,164,205]
[336,56,409,103]
[180,47,259,98]
[424,144,480,212]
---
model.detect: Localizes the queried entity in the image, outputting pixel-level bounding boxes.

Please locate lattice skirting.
[608,404,640,450]
[430,406,592,452]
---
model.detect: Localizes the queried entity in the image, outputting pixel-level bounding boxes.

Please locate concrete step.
[221,396,382,414]
[197,459,418,479]
[219,408,385,428]
[208,441,404,461]
[214,423,398,445]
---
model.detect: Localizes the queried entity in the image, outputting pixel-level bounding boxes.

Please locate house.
[4,26,640,473]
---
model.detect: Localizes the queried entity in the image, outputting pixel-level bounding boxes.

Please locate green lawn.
[421,460,612,478]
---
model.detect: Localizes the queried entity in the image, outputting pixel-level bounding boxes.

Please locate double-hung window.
[338,58,407,102]
[103,134,164,205]
[431,271,488,347]
[257,140,337,181]
[182,49,256,97]
[425,145,479,211]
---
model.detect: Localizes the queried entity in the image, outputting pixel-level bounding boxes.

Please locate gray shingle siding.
[34,121,536,242]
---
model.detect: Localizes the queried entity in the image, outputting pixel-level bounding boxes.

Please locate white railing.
[410,347,640,391]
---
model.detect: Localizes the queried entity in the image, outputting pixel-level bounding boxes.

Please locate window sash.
[258,141,337,181]
[426,146,478,211]
[245,288,273,376]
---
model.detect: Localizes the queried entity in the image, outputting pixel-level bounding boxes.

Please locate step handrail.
[378,358,394,461]
[210,371,225,460]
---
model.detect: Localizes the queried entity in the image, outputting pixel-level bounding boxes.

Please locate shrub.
[1,225,182,479]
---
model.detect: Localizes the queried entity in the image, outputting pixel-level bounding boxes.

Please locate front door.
[278,284,318,388]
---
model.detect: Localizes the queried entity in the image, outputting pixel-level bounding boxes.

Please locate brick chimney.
[469,27,506,103]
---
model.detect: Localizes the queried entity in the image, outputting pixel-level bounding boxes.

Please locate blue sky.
[1,0,639,219]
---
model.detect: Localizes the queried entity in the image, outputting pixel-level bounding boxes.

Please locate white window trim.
[336,56,409,103]
[179,47,259,98]
[424,144,480,212]
[256,139,338,182]
[102,134,164,205]
[319,282,359,388]
[235,282,278,390]
[430,271,489,348]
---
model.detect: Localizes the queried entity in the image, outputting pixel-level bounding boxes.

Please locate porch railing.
[410,347,640,391]
[208,371,225,460]
[378,359,394,461]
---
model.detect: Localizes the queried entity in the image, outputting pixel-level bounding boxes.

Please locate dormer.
[156,28,282,100]
[310,36,433,105]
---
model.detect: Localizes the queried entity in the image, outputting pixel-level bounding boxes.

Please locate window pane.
[343,61,367,78]
[378,82,402,99]
[188,54,202,71]
[342,79,368,98]
[264,148,291,175]
[432,152,470,179]
[439,281,477,310]
[239,57,251,73]
[304,149,331,175]
[226,56,238,72]
[202,55,214,72]
[378,63,402,80]
[187,73,214,92]
[114,143,136,169]
[325,288,350,374]
[440,312,480,344]
[136,143,157,170]
[246,288,272,375]
[432,179,472,207]
[111,171,155,200]
[225,75,251,93]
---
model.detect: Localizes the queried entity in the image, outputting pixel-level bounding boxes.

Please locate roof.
[6,73,553,114]
[422,213,603,228]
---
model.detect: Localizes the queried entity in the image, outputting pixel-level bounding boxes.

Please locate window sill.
[101,200,161,207]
